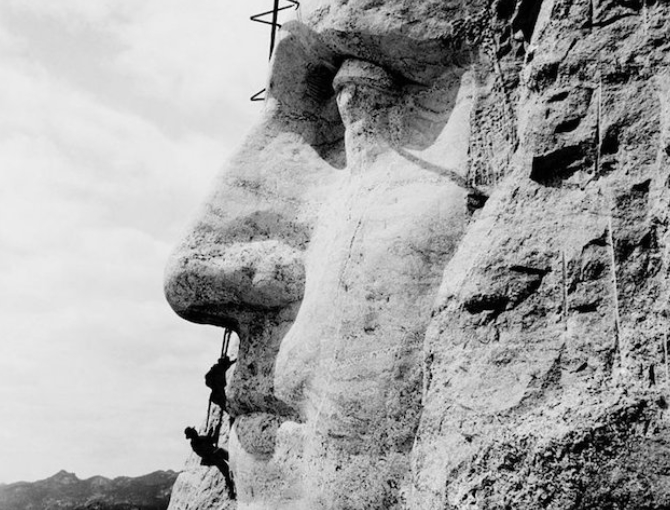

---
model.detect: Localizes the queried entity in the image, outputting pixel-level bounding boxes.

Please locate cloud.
[2,0,272,138]
[113,1,251,111]
[6,0,122,27]
[0,54,224,241]
[0,0,269,483]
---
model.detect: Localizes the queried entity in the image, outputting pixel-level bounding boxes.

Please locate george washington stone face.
[165,1,489,508]
[168,1,670,508]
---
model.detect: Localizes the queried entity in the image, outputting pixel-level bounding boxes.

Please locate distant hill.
[0,470,178,510]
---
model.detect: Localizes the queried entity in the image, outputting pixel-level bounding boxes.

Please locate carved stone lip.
[229,393,304,423]
[232,412,296,460]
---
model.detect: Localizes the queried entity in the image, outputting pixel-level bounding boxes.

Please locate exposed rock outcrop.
[165,0,670,508]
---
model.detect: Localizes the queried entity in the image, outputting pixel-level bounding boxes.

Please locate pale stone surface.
[165,0,670,508]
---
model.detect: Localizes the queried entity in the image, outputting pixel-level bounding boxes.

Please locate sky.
[0,0,296,484]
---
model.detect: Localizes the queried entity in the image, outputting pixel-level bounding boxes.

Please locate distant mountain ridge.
[0,469,178,510]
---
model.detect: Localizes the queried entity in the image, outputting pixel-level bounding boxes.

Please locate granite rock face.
[165,0,670,508]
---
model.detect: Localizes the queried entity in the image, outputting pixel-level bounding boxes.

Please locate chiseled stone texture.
[165,0,670,508]
[167,462,233,510]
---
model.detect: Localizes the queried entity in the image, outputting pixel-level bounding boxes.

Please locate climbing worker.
[184,426,236,500]
[204,353,236,411]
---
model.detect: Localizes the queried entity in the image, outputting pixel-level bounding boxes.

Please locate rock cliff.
[165,0,670,508]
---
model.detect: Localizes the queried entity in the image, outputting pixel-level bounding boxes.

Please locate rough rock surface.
[165,0,670,508]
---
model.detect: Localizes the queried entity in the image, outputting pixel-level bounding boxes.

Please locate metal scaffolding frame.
[250,0,300,101]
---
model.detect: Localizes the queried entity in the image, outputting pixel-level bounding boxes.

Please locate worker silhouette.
[184,426,236,499]
[204,354,236,412]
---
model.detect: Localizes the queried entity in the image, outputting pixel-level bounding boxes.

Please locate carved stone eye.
[333,60,397,129]
[332,58,465,153]
[304,62,338,103]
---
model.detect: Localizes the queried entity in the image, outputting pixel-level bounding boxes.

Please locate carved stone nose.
[164,238,305,328]
[164,225,307,424]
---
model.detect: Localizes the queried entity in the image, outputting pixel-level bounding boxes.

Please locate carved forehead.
[299,0,488,82]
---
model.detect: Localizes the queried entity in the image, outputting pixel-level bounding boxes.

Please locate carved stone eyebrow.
[333,59,397,94]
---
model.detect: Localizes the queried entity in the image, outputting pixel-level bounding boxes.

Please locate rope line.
[221,328,232,358]
[205,328,234,434]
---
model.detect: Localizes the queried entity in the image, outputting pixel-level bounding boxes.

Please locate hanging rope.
[221,328,232,358]
[205,328,234,439]
[206,399,213,429]
[250,0,301,101]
